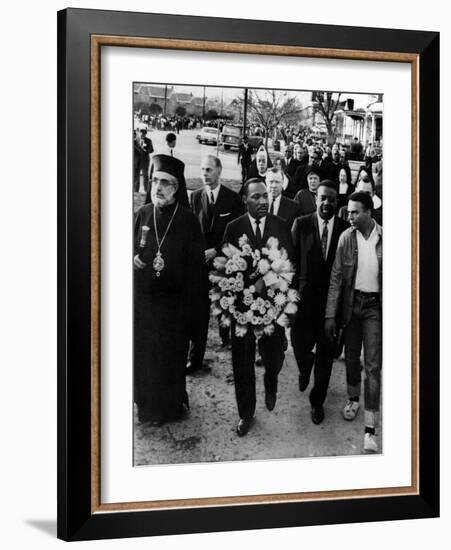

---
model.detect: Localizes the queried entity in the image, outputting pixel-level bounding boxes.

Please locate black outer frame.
[57,8,439,542]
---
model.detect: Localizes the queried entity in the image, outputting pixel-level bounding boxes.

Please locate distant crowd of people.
[133,126,383,454]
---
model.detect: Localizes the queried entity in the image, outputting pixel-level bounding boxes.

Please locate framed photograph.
[57,8,439,541]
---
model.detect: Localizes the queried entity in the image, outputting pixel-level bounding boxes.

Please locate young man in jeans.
[325,191,382,453]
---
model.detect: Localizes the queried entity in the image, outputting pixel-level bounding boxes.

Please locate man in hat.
[133,154,207,425]
[237,135,254,184]
[144,151,189,207]
[222,178,294,437]
[291,180,349,424]
[187,155,244,373]
[294,166,323,216]
[134,128,154,192]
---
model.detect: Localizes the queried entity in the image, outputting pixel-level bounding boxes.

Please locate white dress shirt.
[317,215,335,258]
[268,195,282,216]
[248,214,266,238]
[355,223,380,292]
[205,184,221,205]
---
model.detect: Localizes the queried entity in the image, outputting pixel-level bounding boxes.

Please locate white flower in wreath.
[237,313,248,325]
[284,302,298,315]
[258,258,271,275]
[243,294,253,306]
[249,285,256,293]
[263,324,275,336]
[242,244,253,256]
[274,292,287,307]
[279,279,289,293]
[238,234,249,248]
[266,307,276,319]
[263,271,279,287]
[288,288,300,302]
[227,296,235,306]
[236,258,248,271]
[213,256,227,270]
[276,313,290,327]
[220,314,232,327]
[267,288,275,298]
[235,280,244,292]
[246,310,254,321]
[250,302,258,310]
[235,323,248,337]
[263,314,271,324]
[220,297,230,310]
[251,316,259,325]
[266,236,279,249]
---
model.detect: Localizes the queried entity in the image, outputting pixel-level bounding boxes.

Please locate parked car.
[197,127,219,145]
[219,124,265,151]
[219,124,241,150]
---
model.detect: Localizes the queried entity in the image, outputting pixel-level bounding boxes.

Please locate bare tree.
[243,90,303,149]
[311,91,342,145]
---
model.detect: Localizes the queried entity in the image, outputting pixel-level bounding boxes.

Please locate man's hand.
[324,318,337,342]
[204,248,217,263]
[134,255,146,270]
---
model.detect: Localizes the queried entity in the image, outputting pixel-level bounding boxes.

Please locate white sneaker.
[364,433,378,453]
[343,399,360,421]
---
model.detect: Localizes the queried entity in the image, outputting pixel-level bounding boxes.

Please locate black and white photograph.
[132,82,383,466]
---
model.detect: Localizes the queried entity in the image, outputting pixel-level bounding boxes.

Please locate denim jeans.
[344,292,382,428]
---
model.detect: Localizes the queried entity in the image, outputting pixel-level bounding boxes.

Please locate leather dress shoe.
[265,391,277,411]
[311,405,325,425]
[236,417,253,437]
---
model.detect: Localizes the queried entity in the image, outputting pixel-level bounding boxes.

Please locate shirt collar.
[205,184,221,201]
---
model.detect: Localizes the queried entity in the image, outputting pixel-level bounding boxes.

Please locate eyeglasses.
[151,177,175,188]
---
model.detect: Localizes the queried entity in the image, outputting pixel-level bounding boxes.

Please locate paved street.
[137,128,242,191]
[133,321,382,466]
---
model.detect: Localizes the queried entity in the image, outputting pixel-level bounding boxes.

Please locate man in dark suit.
[223,179,294,437]
[187,155,244,373]
[237,135,254,183]
[292,147,324,193]
[265,167,300,229]
[291,180,349,424]
[134,128,154,192]
[294,165,322,217]
[145,154,189,207]
[284,146,303,181]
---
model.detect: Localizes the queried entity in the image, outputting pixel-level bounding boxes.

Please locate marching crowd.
[133,128,383,454]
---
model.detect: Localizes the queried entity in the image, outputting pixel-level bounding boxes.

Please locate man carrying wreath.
[222,178,294,437]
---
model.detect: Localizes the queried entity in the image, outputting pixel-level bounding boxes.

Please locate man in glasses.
[133,155,207,426]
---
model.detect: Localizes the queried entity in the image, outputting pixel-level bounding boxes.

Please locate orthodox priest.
[134,154,207,425]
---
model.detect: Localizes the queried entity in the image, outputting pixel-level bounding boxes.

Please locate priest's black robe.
[134,202,207,423]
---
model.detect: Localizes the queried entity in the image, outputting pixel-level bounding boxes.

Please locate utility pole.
[202,86,206,120]
[163,85,168,117]
[243,88,248,136]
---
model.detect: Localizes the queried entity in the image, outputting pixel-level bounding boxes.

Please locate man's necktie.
[255,218,262,248]
[210,190,215,206]
[269,200,275,215]
[170,149,173,156]
[321,219,329,259]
